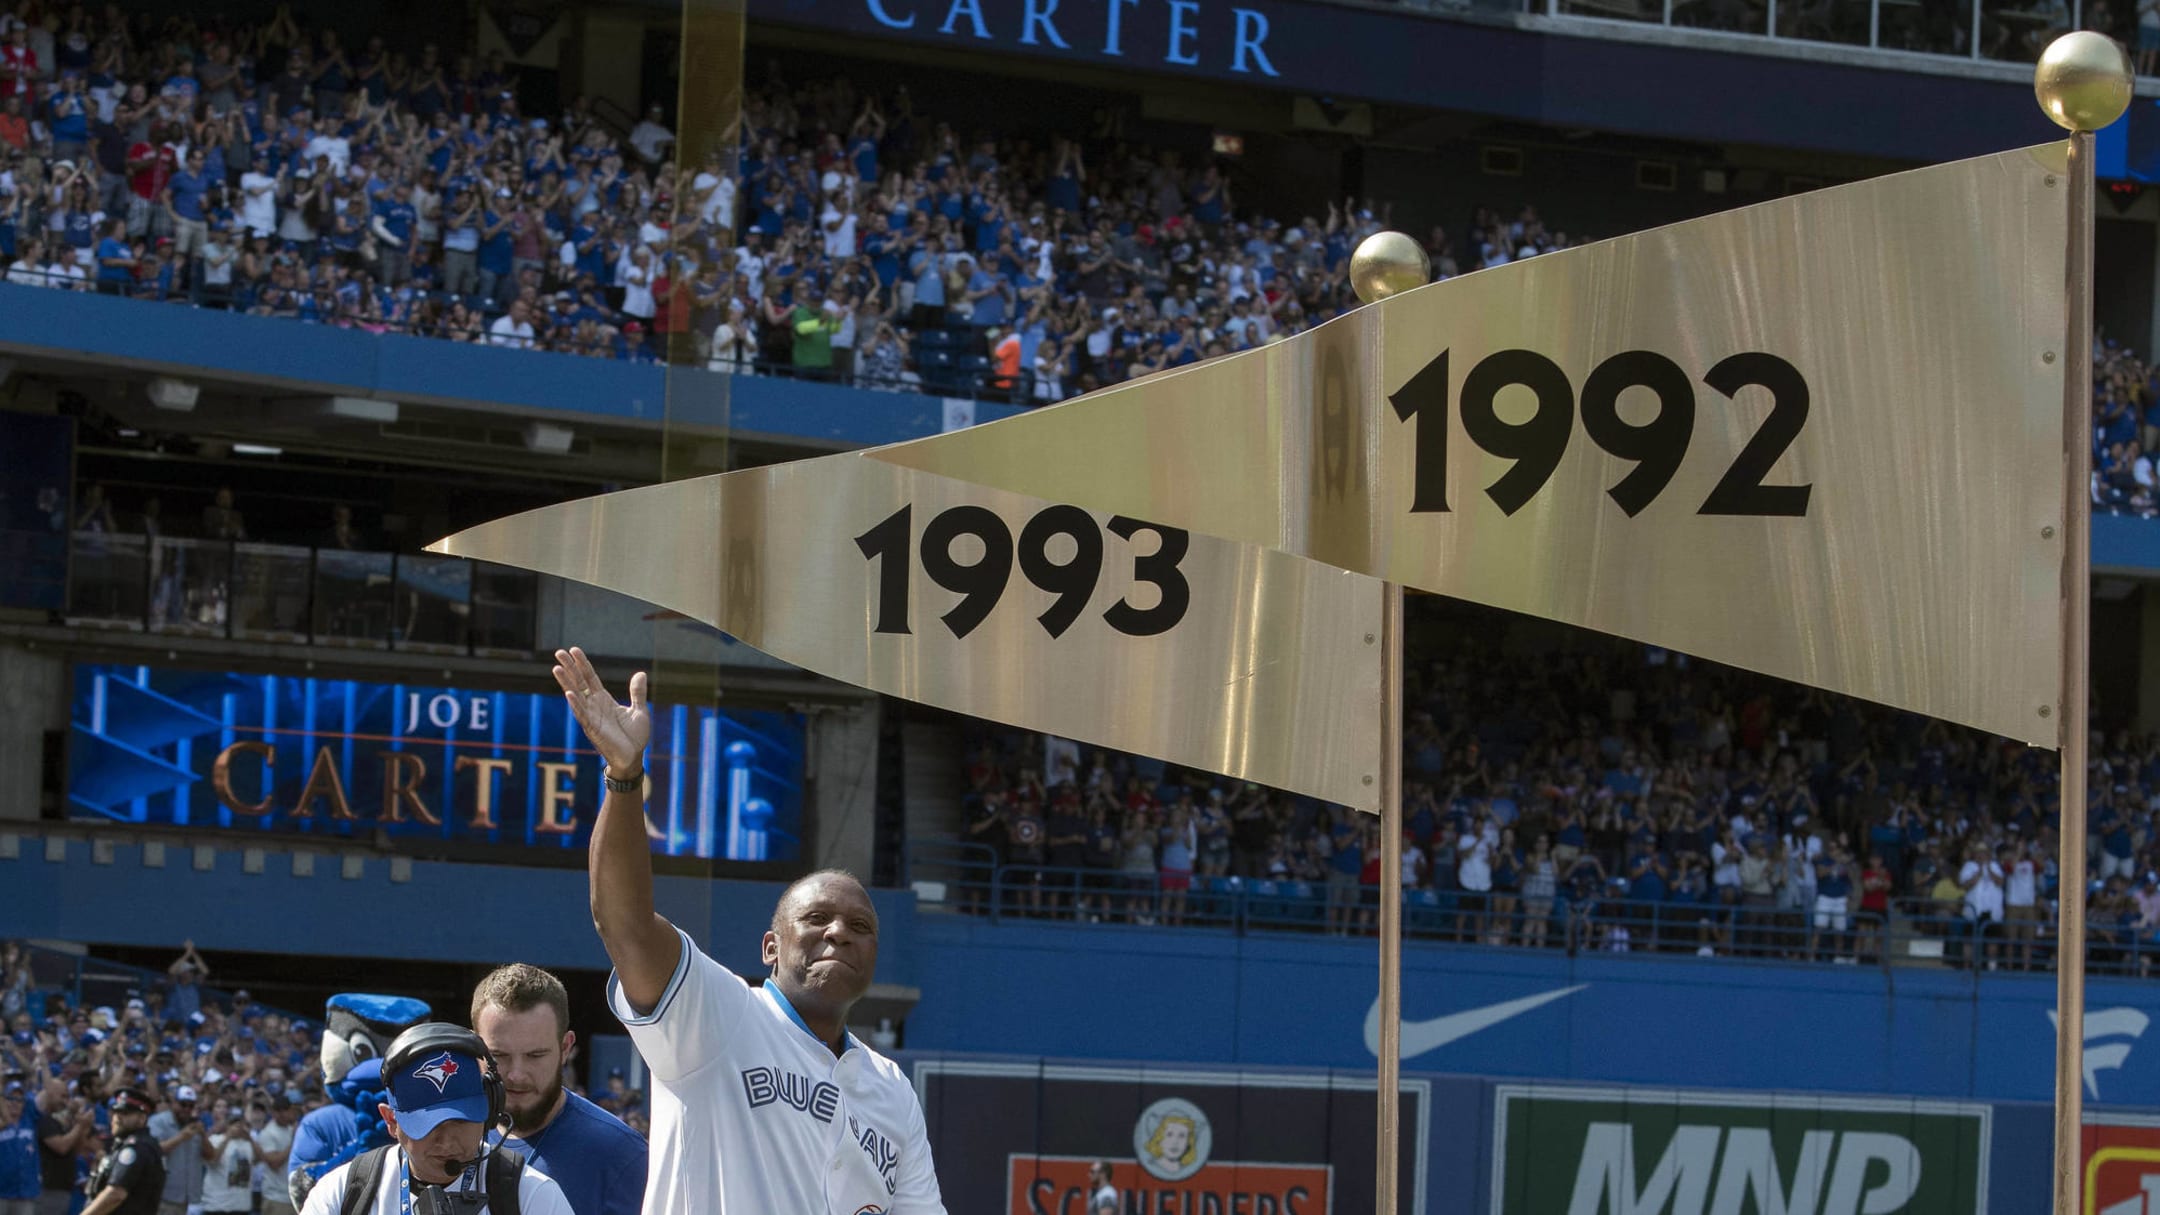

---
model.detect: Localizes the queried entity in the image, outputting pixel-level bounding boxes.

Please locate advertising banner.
[1490,1084,1990,1215]
[2083,1117,2160,1215]
[912,1061,1427,1214]
[66,663,805,860]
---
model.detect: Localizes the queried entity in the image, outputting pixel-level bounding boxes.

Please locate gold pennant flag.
[872,143,2072,747]
[432,456,1387,810]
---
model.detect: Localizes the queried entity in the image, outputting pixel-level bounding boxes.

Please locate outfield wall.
[895,1055,2086,1215]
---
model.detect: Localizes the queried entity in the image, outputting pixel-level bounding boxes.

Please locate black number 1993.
[854,504,1191,640]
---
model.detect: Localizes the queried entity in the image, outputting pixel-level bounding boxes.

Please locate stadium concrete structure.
[6,2,2160,1213]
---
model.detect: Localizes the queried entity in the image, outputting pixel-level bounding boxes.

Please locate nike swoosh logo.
[1365,985,1588,1060]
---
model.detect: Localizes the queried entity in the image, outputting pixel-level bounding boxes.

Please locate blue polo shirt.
[168,169,211,222]
[496,1090,646,1215]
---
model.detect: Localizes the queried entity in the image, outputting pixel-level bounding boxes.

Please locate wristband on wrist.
[604,766,645,793]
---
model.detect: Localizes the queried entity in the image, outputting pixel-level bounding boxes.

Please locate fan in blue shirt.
[47,85,88,146]
[373,193,416,246]
[94,231,134,286]
[863,228,900,289]
[0,1090,39,1205]
[167,163,211,223]
[478,201,516,280]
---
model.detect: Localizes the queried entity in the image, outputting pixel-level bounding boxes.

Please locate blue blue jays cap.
[386,1046,490,1139]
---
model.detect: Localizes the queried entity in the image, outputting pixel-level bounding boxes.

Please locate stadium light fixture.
[146,376,200,412]
[523,422,576,455]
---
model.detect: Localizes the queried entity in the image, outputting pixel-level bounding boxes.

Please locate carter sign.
[856,0,1279,76]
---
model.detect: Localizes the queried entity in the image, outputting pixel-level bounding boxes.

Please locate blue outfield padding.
[901,915,2160,1111]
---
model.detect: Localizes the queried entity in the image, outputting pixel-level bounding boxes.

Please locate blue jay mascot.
[285,993,431,1207]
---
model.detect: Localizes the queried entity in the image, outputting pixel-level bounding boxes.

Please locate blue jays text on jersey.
[848,1115,900,1197]
[740,1068,840,1121]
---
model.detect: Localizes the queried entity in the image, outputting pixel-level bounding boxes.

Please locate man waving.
[551,647,947,1215]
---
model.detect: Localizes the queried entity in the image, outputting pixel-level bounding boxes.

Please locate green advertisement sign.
[1490,1085,1991,1215]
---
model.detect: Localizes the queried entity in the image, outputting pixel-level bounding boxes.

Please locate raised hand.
[551,647,651,774]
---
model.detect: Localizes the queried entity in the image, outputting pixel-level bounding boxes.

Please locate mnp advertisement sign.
[913,1061,1427,1214]
[66,663,805,860]
[1490,1085,1989,1215]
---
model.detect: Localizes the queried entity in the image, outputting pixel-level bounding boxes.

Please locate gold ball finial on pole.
[2035,32,2134,132]
[1349,231,1432,305]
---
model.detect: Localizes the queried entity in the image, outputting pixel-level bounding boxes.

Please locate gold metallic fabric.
[433,456,1386,810]
[873,144,2072,747]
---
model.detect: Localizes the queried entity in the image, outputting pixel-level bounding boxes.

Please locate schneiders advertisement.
[2084,1116,2160,1215]
[1490,1085,1990,1215]
[913,1062,1428,1214]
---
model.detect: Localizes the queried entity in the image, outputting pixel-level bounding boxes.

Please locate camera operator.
[298,1024,569,1215]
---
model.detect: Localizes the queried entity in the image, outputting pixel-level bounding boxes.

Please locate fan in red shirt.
[0,97,28,151]
[127,135,179,203]
[0,28,36,103]
[651,263,691,353]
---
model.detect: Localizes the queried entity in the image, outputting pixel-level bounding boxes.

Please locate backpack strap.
[338,1146,394,1215]
[485,1148,527,1215]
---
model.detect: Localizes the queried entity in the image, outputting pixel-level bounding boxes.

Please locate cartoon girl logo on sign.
[1132,1097,1212,1182]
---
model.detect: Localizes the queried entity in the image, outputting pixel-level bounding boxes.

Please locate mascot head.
[320,994,431,1087]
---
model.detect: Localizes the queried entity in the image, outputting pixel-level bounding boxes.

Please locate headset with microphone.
[381,1022,512,1205]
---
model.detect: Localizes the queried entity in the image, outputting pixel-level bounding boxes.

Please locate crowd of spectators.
[0,939,646,1211]
[2093,333,2160,516]
[0,0,1588,401]
[951,608,2160,973]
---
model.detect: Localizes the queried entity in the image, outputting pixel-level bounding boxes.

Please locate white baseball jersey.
[609,926,947,1215]
[298,1150,574,1215]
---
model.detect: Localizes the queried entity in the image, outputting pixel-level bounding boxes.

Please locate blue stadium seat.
[1408,888,1447,936]
[1287,880,1324,926]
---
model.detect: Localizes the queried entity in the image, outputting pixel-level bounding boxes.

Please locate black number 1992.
[1390,347,1813,518]
[854,504,1191,640]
